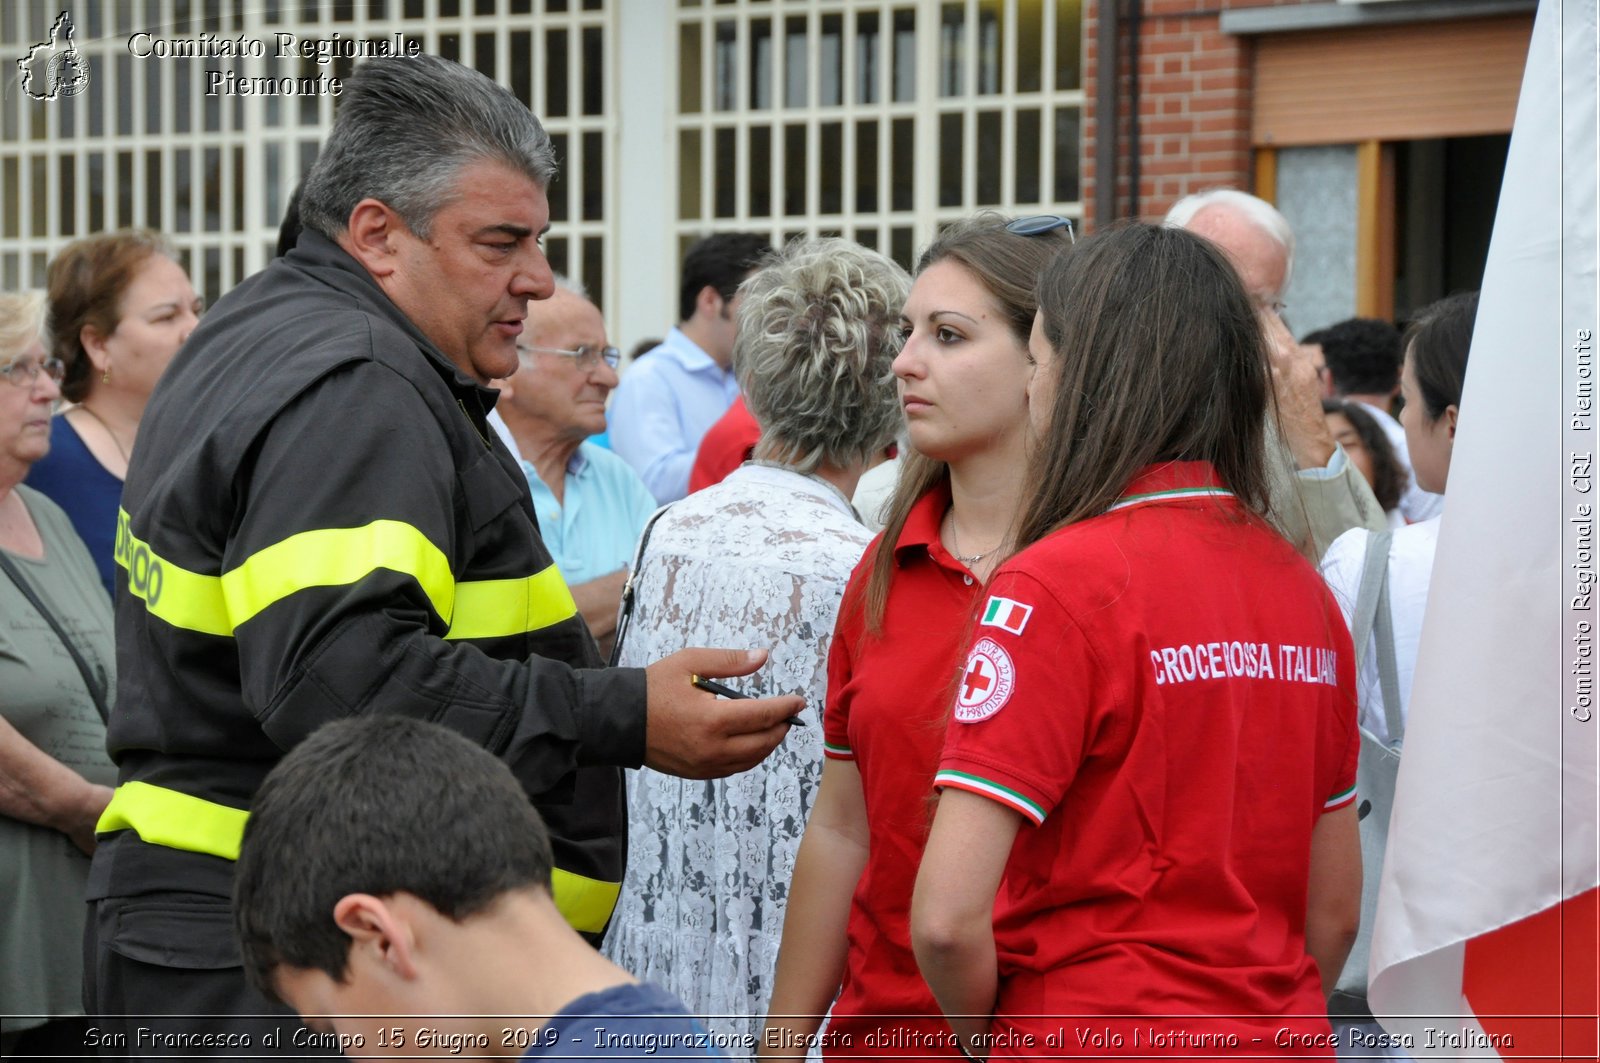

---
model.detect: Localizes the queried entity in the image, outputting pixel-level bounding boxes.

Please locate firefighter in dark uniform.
[84,55,802,1055]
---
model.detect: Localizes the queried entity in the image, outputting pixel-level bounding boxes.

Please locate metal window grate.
[2,0,1083,344]
[672,0,1083,273]
[1,0,613,311]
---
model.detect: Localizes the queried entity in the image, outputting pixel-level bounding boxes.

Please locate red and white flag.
[1366,1,1599,1058]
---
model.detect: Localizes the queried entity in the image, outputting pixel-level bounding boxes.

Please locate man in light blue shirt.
[496,279,658,656]
[608,232,771,503]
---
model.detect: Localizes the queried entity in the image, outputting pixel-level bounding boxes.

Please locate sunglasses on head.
[1005,215,1075,242]
[1004,214,1081,241]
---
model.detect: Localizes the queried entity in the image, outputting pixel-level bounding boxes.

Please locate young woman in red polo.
[911,223,1362,1060]
[761,214,1074,1060]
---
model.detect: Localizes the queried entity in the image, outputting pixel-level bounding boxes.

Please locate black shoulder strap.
[608,503,673,668]
[0,550,111,724]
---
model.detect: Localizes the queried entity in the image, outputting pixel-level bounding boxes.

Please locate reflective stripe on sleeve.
[116,509,454,635]
[220,520,455,630]
[445,566,578,640]
[116,509,575,639]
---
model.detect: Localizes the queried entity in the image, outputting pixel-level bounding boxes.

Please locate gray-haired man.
[89,55,800,1054]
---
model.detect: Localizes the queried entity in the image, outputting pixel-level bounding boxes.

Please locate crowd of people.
[0,53,1482,1063]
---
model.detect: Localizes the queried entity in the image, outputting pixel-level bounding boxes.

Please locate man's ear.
[693,284,723,322]
[342,199,406,279]
[1444,403,1459,441]
[1320,366,1338,401]
[331,893,421,982]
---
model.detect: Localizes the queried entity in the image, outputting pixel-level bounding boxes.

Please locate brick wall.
[1082,0,1319,230]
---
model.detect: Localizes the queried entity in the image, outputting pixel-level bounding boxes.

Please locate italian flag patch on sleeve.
[980,596,1032,635]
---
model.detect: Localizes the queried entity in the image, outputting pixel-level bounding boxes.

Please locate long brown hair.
[861,214,1072,633]
[1015,223,1272,549]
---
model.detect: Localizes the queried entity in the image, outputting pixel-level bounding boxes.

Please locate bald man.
[496,280,657,657]
[1167,189,1385,558]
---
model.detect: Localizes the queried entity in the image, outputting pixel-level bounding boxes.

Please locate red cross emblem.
[955,638,1015,722]
[961,658,996,704]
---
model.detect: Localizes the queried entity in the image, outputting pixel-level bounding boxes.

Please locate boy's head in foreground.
[234,716,629,1057]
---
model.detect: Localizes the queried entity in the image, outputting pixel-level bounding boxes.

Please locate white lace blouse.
[604,462,873,1044]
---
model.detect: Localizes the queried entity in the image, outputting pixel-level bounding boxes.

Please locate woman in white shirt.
[604,238,909,1042]
[1319,290,1476,1052]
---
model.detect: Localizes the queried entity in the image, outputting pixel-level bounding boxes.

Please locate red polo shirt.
[822,482,983,1059]
[937,462,1358,1057]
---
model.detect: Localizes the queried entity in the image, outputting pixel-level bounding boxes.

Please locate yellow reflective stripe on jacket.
[116,509,574,640]
[220,520,454,629]
[445,566,577,640]
[114,509,234,637]
[96,782,619,933]
[550,869,622,935]
[96,781,249,861]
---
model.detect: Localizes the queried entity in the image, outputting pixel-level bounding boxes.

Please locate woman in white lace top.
[604,238,911,1042]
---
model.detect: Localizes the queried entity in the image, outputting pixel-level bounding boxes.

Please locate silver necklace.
[946,509,993,565]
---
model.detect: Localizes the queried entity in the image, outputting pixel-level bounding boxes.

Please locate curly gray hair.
[735,237,910,475]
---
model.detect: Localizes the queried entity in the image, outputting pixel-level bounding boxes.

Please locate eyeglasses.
[518,344,622,371]
[0,356,65,388]
[1005,215,1075,242]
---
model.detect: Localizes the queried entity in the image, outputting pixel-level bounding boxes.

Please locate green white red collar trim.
[1108,485,1236,512]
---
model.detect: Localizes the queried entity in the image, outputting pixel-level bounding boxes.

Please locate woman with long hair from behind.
[911,223,1362,1059]
[763,214,1073,1059]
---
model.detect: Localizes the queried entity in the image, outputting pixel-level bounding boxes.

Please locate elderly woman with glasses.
[492,277,656,659]
[0,292,117,1061]
[603,237,910,1042]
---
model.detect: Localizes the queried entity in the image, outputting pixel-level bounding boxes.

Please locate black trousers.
[83,892,338,1060]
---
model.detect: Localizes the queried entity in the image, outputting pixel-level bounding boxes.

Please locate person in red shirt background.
[692,396,899,496]
[761,214,1074,1060]
[688,395,760,493]
[911,223,1362,1060]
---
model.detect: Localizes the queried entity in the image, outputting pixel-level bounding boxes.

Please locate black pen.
[691,674,808,728]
